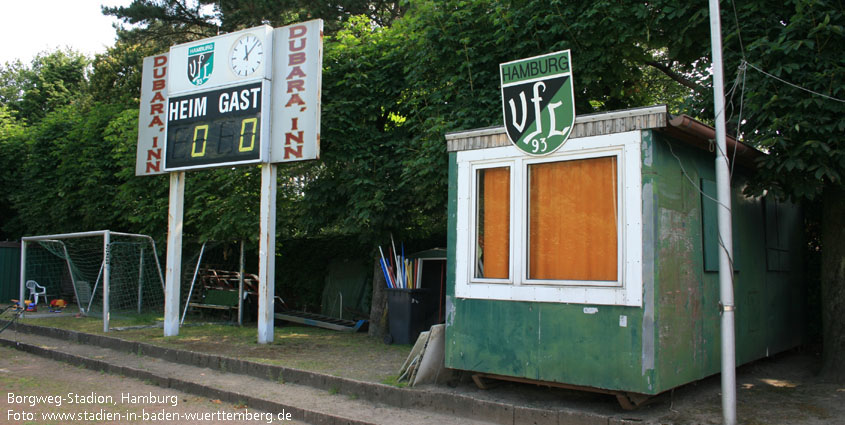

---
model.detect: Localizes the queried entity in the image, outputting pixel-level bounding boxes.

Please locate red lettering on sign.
[285,94,305,108]
[149,115,165,128]
[284,145,303,159]
[286,66,306,80]
[289,25,307,39]
[287,80,305,93]
[285,131,303,146]
[280,24,311,123]
[291,118,299,130]
[139,53,168,175]
[288,52,306,66]
[147,148,161,161]
[289,38,306,52]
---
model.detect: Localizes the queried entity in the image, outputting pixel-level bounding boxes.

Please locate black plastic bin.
[386,288,430,344]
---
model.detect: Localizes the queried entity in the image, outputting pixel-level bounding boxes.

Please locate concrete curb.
[2,322,636,425]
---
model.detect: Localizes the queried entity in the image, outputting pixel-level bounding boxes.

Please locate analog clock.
[230,34,263,77]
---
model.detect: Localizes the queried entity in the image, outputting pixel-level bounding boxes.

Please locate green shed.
[444,105,805,406]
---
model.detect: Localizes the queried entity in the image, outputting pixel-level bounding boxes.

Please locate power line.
[729,0,747,60]
[744,60,845,103]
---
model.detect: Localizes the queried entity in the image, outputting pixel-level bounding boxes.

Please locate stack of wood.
[199,268,259,293]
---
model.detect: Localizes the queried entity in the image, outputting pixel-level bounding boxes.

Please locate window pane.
[528,157,618,281]
[476,167,510,279]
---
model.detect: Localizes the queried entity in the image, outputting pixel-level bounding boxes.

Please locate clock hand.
[245,40,259,59]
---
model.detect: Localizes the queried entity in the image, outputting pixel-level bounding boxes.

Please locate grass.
[10,305,165,333]
[7,306,413,383]
[380,375,408,388]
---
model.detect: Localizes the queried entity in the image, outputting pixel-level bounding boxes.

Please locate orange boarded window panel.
[475,167,510,279]
[528,156,618,281]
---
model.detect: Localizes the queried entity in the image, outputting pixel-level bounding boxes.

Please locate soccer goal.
[20,230,165,332]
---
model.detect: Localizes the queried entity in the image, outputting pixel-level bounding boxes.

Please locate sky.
[0,0,133,65]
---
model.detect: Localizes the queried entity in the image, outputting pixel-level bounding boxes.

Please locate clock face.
[230,35,263,77]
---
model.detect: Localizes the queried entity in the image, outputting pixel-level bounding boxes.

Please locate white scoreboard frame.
[135,20,323,174]
[134,20,324,343]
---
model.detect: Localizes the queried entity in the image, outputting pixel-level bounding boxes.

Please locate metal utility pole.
[707,0,737,423]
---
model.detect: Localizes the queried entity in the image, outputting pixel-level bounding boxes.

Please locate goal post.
[20,230,165,332]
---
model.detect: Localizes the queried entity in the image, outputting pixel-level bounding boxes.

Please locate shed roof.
[444,104,762,168]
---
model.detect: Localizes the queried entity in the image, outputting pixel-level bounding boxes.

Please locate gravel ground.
[0,345,307,424]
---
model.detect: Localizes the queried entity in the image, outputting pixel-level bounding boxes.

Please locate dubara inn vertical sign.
[136,54,169,175]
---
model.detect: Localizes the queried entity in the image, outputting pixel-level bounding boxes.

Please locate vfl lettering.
[520,82,569,153]
[521,82,546,147]
[188,54,205,82]
[508,92,527,132]
[546,101,569,139]
[187,43,215,86]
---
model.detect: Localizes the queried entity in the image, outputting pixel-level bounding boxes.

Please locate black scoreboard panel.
[165,81,264,170]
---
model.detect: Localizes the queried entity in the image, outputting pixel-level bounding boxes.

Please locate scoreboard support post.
[257,164,277,343]
[164,171,185,337]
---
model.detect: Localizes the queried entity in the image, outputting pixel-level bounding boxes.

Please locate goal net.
[21,231,165,331]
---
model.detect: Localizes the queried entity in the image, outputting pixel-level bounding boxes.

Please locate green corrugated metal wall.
[0,242,21,303]
[445,130,806,395]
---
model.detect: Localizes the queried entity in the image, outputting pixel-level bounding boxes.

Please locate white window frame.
[469,162,515,284]
[522,150,624,287]
[455,130,643,306]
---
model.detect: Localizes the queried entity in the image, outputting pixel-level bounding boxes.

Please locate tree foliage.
[647,0,844,200]
[0,49,90,123]
[103,0,406,36]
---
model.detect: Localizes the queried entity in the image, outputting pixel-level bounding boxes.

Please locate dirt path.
[3,314,844,424]
[0,345,306,424]
[644,348,845,424]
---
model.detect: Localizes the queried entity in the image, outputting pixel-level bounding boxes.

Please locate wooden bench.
[189,289,240,319]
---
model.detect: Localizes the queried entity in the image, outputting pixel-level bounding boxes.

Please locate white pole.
[164,171,185,337]
[181,242,206,325]
[103,230,111,333]
[707,1,737,423]
[19,240,26,317]
[238,239,245,326]
[257,164,277,344]
[60,242,82,314]
[138,247,145,315]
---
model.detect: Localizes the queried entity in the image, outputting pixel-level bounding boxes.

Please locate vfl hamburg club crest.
[187,42,215,86]
[501,50,575,155]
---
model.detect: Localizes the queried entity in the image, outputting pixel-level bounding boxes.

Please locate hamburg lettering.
[501,55,570,84]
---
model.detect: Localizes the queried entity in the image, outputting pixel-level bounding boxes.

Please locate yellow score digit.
[239,118,258,152]
[191,125,209,157]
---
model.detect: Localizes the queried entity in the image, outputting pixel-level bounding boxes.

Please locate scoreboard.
[165,81,268,170]
[135,21,323,175]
